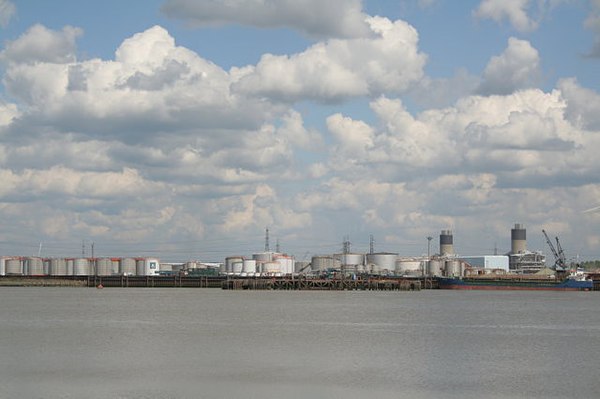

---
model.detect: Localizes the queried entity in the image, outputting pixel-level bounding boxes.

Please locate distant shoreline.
[0,277,87,287]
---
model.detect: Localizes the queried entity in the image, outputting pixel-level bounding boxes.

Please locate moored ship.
[437,273,593,291]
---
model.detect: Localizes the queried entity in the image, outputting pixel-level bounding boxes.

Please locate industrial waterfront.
[1,287,599,399]
[1,223,598,291]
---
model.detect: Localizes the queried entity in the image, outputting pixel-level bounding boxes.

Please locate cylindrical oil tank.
[43,259,50,275]
[427,259,444,277]
[367,263,382,274]
[96,258,113,276]
[242,259,257,273]
[0,257,5,276]
[311,256,340,271]
[111,258,120,274]
[366,253,398,272]
[185,261,197,269]
[262,261,281,274]
[73,258,90,276]
[395,259,423,276]
[445,260,463,277]
[274,255,294,274]
[136,259,146,276]
[253,252,274,263]
[225,256,244,273]
[66,259,74,275]
[25,257,44,276]
[120,258,136,275]
[232,262,243,274]
[5,258,21,275]
[334,253,364,267]
[172,264,184,274]
[50,258,68,276]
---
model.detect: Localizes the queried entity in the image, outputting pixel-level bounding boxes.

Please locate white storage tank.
[427,259,444,277]
[262,261,281,274]
[225,256,244,273]
[66,259,74,275]
[24,257,44,276]
[120,258,136,275]
[366,253,398,272]
[96,258,113,276]
[6,258,22,275]
[395,259,423,276]
[274,254,294,274]
[185,261,197,269]
[311,256,341,271]
[111,258,120,274]
[50,258,68,276]
[0,257,7,276]
[334,253,365,267]
[242,259,257,273]
[445,260,463,277]
[253,252,275,263]
[136,258,160,276]
[73,258,90,275]
[160,263,173,272]
[232,262,243,274]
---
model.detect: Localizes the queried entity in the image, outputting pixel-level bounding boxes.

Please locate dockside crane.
[542,229,567,270]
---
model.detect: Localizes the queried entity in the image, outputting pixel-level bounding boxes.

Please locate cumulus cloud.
[477,37,541,95]
[2,25,275,137]
[0,24,82,64]
[558,77,600,130]
[161,0,370,39]
[473,0,567,32]
[585,0,600,57]
[233,16,427,102]
[0,0,15,28]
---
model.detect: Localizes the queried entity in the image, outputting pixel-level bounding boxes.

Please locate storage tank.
[225,256,244,273]
[111,258,120,274]
[274,254,294,274]
[440,230,454,256]
[427,259,444,277]
[24,257,44,276]
[185,261,197,269]
[511,223,527,254]
[136,258,160,276]
[160,263,173,272]
[242,259,257,273]
[66,259,74,275]
[395,259,423,276]
[334,253,364,267]
[120,258,136,275]
[262,261,281,274]
[95,258,113,276]
[0,257,5,276]
[445,260,463,277]
[232,262,243,274]
[43,259,50,275]
[5,258,22,275]
[50,258,67,276]
[253,252,275,263]
[73,258,90,275]
[311,256,340,271]
[366,253,398,272]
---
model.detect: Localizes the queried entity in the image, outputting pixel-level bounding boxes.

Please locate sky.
[1,0,600,263]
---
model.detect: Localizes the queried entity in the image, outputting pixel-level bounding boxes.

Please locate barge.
[437,275,593,291]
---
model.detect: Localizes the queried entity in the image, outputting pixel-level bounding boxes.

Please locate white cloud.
[0,0,15,28]
[558,77,600,130]
[478,37,541,95]
[0,24,82,64]
[233,16,427,102]
[585,0,600,56]
[161,0,370,39]
[474,0,536,31]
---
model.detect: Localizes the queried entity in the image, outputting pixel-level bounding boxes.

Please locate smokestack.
[440,230,454,256]
[511,223,526,254]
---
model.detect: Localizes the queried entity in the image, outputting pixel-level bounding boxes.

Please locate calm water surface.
[1,288,599,398]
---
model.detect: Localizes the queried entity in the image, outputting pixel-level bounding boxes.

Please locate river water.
[0,288,599,399]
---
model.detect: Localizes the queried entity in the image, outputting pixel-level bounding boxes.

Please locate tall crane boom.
[542,229,566,270]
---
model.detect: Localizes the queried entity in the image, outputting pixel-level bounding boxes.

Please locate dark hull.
[438,277,593,291]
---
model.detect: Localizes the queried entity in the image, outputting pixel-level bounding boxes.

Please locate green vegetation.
[580,261,600,271]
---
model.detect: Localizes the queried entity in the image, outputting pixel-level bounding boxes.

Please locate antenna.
[264,227,270,252]
[91,242,95,259]
[369,235,374,254]
[342,235,351,254]
[37,242,43,257]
